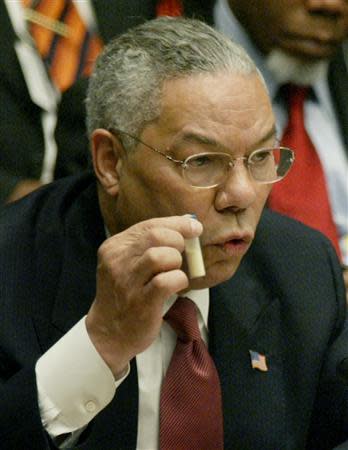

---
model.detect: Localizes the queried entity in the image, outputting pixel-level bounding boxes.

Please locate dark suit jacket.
[0,0,45,203]
[0,172,347,449]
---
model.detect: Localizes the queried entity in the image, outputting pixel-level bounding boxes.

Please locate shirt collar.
[313,78,335,120]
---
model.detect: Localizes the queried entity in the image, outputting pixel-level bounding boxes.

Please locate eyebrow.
[255,124,278,148]
[172,124,277,151]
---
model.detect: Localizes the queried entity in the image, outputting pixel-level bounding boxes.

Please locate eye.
[187,154,216,168]
[250,150,273,165]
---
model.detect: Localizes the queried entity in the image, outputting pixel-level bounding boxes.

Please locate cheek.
[112,170,162,230]
[256,185,272,211]
[142,172,217,217]
[118,165,217,222]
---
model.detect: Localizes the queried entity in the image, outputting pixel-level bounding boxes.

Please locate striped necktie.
[160,297,224,449]
[22,0,103,92]
[269,84,341,257]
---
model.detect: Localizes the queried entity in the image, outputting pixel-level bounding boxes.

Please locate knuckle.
[176,235,186,253]
[144,247,162,267]
[97,241,110,260]
[144,247,182,270]
[145,228,164,247]
[152,269,188,293]
[151,274,171,291]
[172,249,183,265]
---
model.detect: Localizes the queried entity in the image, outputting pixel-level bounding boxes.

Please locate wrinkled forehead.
[156,71,273,138]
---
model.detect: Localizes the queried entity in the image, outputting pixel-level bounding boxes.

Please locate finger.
[102,215,202,260]
[136,227,187,255]
[135,247,183,284]
[144,269,189,302]
[129,214,203,241]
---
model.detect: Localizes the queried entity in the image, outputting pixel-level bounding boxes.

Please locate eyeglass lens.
[183,148,294,188]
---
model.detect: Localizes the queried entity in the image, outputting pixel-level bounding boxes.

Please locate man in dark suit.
[1,17,348,449]
[0,0,157,205]
[0,0,213,205]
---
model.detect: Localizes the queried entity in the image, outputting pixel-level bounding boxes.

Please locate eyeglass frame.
[109,128,295,189]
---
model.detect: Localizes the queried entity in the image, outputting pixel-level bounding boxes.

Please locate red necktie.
[156,0,183,16]
[268,84,341,258]
[23,0,103,92]
[160,297,224,450]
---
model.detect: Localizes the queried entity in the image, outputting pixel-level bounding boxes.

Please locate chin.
[265,48,329,85]
[189,259,241,290]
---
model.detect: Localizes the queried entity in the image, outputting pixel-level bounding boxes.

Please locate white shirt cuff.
[36,316,129,436]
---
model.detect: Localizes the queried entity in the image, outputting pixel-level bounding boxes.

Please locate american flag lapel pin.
[249,350,268,372]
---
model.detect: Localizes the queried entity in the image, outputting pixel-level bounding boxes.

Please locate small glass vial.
[185,214,206,279]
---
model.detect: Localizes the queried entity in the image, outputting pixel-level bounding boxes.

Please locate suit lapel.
[328,46,348,157]
[209,249,288,448]
[52,183,105,332]
[0,2,37,104]
[31,178,105,351]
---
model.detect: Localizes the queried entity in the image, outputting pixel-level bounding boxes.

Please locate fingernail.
[185,213,203,234]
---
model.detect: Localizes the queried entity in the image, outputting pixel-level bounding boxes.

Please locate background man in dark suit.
[1,17,348,449]
[0,0,157,205]
[0,0,213,205]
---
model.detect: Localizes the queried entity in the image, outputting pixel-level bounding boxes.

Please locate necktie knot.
[282,83,310,116]
[164,297,201,342]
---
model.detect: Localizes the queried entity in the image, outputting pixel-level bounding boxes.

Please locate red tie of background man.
[160,297,224,450]
[268,84,341,258]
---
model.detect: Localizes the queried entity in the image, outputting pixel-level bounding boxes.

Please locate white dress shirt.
[36,289,209,449]
[214,0,348,264]
[4,0,97,184]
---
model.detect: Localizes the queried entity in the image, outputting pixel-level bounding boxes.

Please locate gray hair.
[86,17,258,149]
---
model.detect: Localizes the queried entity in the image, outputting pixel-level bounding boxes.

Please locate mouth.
[280,33,341,58]
[210,233,253,257]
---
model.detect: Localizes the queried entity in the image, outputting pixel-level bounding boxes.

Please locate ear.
[91,129,123,197]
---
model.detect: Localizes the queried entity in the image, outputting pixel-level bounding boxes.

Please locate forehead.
[155,71,274,146]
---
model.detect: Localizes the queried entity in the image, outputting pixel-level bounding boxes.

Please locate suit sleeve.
[0,360,53,449]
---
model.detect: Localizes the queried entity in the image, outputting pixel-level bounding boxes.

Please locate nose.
[306,0,348,17]
[214,163,257,213]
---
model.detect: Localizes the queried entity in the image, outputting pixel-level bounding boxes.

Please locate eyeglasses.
[110,128,295,189]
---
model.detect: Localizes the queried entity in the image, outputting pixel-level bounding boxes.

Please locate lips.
[280,32,342,58]
[209,233,253,256]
